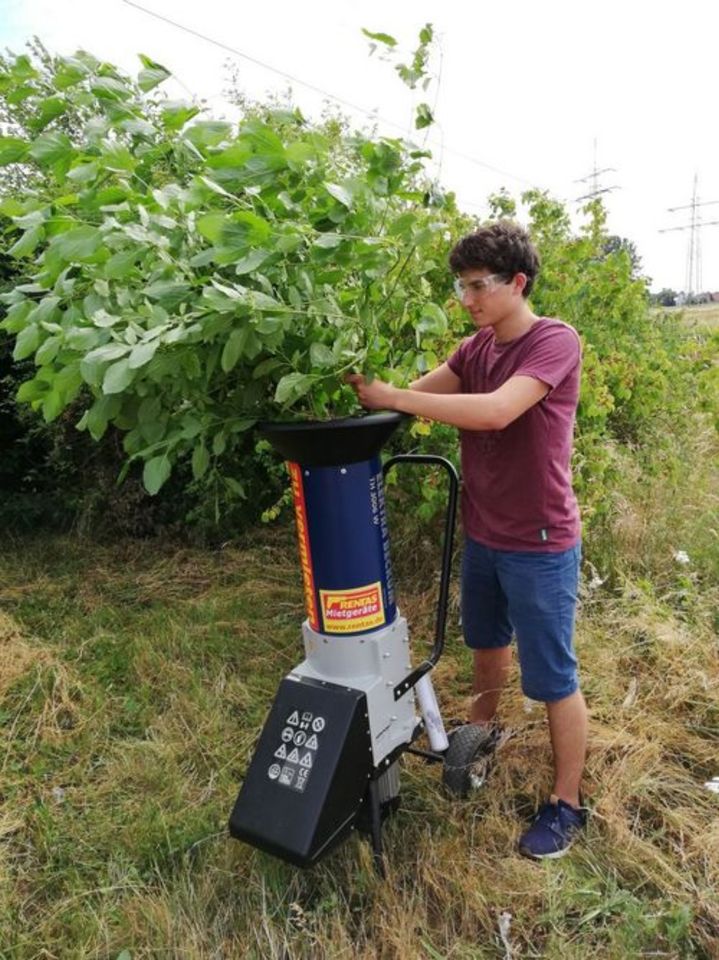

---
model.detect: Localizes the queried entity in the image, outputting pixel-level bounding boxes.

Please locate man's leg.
[470,646,512,725]
[461,538,513,727]
[546,688,588,809]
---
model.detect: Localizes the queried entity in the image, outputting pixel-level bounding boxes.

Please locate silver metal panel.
[290,614,418,766]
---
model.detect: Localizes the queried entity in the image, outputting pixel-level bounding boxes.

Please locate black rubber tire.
[441,724,498,798]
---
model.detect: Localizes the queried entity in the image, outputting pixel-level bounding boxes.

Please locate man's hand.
[345,374,399,411]
[347,372,549,430]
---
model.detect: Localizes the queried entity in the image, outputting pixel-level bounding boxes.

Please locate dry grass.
[0,424,717,958]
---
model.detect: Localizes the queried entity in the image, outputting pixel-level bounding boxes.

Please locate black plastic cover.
[229,675,372,867]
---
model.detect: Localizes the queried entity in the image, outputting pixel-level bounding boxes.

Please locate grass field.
[1,494,717,960]
[656,303,719,329]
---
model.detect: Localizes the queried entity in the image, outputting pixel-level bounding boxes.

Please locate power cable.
[119,0,546,190]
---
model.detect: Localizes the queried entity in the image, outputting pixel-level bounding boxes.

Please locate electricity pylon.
[660,173,719,296]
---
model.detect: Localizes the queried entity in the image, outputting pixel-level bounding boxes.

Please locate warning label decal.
[268,704,326,792]
[319,582,385,634]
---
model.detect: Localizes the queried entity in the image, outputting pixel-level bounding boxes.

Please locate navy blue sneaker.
[518,795,587,859]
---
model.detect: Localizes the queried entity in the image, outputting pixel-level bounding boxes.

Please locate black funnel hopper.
[260,412,407,467]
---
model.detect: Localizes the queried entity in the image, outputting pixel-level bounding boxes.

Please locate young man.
[346,220,588,859]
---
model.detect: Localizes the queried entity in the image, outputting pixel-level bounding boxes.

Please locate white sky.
[3,0,719,293]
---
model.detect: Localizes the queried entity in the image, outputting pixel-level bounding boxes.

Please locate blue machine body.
[289,455,396,636]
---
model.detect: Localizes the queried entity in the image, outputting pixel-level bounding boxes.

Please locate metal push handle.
[381,454,459,702]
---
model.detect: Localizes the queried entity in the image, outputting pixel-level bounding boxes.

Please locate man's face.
[454,268,523,328]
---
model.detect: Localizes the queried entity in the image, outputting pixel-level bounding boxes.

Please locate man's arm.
[346,374,550,431]
[408,362,462,394]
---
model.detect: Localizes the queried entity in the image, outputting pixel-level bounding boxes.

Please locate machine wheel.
[442,724,499,798]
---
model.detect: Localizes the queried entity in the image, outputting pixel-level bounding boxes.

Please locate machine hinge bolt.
[383,652,391,659]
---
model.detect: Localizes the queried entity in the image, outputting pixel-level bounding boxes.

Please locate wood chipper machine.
[229,412,497,873]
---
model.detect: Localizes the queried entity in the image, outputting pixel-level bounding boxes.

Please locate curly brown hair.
[448,221,540,298]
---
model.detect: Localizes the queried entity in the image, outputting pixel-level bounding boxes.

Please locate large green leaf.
[84,395,120,440]
[90,76,131,101]
[213,212,273,260]
[184,121,233,149]
[10,54,40,80]
[137,54,171,91]
[160,101,200,131]
[325,182,354,209]
[35,335,61,365]
[275,372,313,404]
[8,225,43,258]
[53,56,90,90]
[128,340,158,369]
[191,443,210,480]
[13,325,40,361]
[310,342,334,368]
[144,281,192,307]
[41,390,64,423]
[104,248,141,279]
[102,358,135,394]
[234,249,270,275]
[0,136,29,165]
[28,96,67,133]
[51,226,104,262]
[28,131,75,167]
[196,213,225,245]
[221,328,251,372]
[143,455,171,495]
[100,141,136,172]
[27,297,61,325]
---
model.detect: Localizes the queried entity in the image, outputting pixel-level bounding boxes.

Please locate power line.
[119,0,545,190]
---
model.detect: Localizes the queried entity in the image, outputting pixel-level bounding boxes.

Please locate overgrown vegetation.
[0,31,717,959]
[1,41,716,543]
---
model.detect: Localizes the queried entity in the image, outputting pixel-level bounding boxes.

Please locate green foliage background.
[0,41,716,560]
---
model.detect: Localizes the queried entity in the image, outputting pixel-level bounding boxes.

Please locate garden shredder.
[229,412,497,872]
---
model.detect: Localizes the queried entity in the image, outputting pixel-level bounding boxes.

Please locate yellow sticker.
[319,582,385,634]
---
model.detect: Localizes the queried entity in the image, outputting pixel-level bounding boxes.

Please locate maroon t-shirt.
[447,317,581,552]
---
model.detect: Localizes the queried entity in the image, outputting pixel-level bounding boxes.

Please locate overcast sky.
[3,0,719,293]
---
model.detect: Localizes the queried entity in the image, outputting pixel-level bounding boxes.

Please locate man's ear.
[513,273,528,295]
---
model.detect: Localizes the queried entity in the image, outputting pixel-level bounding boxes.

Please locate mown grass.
[1,430,717,959]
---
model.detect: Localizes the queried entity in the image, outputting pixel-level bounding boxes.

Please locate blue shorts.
[460,538,581,702]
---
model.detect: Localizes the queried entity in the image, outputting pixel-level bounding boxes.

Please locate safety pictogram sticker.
[272,706,322,791]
